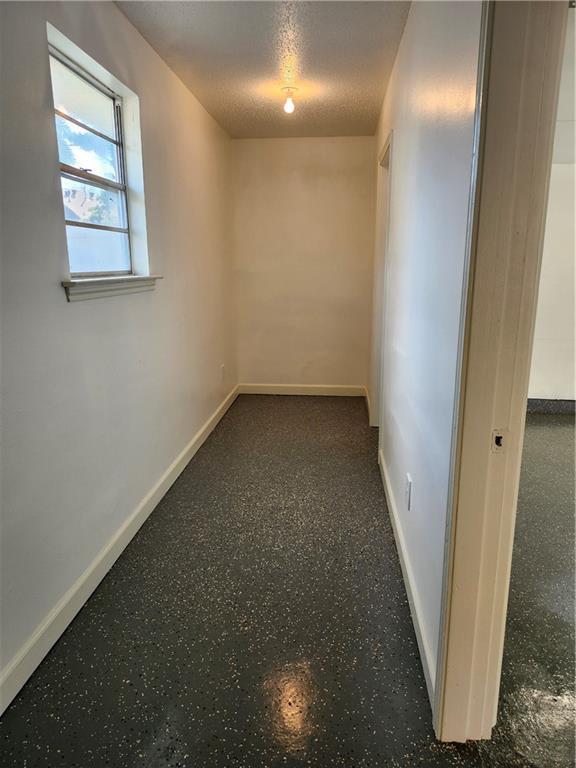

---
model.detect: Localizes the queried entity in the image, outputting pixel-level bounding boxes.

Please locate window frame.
[49,45,133,278]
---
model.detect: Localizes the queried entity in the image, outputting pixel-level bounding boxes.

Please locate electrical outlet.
[405,473,412,511]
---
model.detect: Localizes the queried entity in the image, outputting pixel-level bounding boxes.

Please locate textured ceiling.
[117,1,410,138]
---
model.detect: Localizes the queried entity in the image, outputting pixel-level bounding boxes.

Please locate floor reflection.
[508,687,576,768]
[263,660,318,756]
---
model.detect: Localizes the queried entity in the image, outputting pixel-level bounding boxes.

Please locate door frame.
[369,133,393,427]
[434,0,568,742]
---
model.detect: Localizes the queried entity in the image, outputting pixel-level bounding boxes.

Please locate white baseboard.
[365,390,379,427]
[238,383,366,397]
[365,390,372,421]
[0,385,239,715]
[378,448,436,706]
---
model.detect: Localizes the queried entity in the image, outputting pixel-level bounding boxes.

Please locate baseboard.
[238,383,366,397]
[378,448,436,706]
[527,398,575,415]
[0,385,239,715]
[365,390,379,428]
[365,390,372,422]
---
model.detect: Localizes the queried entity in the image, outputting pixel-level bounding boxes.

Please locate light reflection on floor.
[508,688,576,767]
[263,660,317,755]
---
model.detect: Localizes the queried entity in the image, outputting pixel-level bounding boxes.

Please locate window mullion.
[54,109,119,146]
[60,164,126,193]
[65,220,129,235]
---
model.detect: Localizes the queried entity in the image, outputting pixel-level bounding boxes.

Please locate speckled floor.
[0,398,573,767]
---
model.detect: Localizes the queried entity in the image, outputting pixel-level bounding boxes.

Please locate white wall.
[233,137,375,387]
[529,15,575,400]
[0,0,236,684]
[371,1,483,691]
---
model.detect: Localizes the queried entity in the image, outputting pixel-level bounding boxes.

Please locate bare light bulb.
[282,87,298,115]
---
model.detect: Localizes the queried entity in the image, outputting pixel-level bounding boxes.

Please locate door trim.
[369,132,394,427]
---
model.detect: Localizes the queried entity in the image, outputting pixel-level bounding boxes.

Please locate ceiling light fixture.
[282,87,298,114]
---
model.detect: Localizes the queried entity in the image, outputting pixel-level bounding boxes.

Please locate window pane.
[50,56,115,139]
[55,115,120,182]
[61,177,127,228]
[66,226,130,274]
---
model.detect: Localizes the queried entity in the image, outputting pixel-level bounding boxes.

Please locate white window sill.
[62,274,162,302]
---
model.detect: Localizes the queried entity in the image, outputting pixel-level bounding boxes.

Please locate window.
[49,50,131,276]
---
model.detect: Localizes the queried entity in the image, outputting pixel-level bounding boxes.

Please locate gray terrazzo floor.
[0,397,573,767]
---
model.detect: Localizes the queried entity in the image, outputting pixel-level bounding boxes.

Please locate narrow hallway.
[0,0,571,760]
[0,397,479,767]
